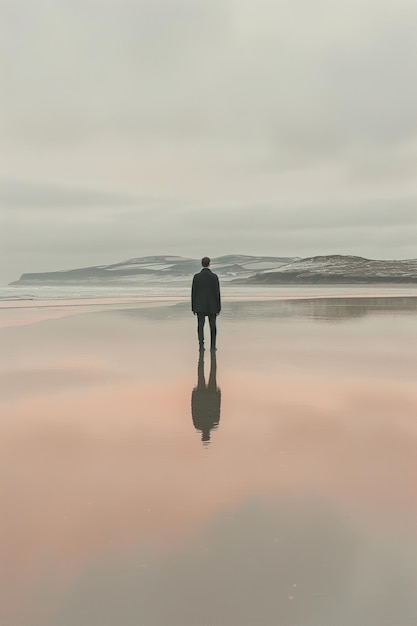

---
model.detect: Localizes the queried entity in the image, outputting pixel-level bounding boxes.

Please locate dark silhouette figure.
[191,350,221,445]
[191,257,221,350]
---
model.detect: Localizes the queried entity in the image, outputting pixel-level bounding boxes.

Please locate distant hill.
[10,254,417,286]
[239,255,417,284]
[9,255,297,285]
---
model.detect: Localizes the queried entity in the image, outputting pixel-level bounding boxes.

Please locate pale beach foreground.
[1,295,417,626]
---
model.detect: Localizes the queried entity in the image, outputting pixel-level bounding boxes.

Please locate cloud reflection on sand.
[39,499,417,626]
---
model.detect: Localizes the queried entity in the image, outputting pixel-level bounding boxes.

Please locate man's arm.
[191,275,197,313]
[216,275,221,313]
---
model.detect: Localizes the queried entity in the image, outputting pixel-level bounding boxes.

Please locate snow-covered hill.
[10,254,417,286]
[241,255,417,284]
[9,255,296,285]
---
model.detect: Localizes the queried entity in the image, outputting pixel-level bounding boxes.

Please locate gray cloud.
[0,179,142,208]
[2,182,416,285]
[2,0,417,157]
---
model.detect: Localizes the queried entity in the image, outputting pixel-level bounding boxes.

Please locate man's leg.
[197,313,206,348]
[208,314,217,349]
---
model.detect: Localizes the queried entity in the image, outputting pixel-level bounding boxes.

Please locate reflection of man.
[191,257,221,351]
[191,350,221,445]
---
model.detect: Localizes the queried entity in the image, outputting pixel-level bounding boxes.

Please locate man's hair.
[201,257,210,267]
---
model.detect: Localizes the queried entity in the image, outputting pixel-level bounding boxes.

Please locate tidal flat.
[1,295,417,626]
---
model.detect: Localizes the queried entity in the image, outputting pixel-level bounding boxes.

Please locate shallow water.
[1,296,417,626]
[2,280,417,302]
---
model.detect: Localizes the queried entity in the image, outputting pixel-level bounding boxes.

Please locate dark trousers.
[197,313,217,348]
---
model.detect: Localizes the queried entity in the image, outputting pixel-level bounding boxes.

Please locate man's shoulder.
[193,269,219,279]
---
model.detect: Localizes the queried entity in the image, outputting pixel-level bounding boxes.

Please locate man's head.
[201,257,210,268]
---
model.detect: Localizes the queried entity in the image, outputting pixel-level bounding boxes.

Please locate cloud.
[1,0,417,283]
[2,185,416,285]
[2,0,417,161]
[0,180,141,209]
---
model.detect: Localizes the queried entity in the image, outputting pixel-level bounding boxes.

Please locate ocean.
[1,280,417,302]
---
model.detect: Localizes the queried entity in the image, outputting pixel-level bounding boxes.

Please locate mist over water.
[2,281,417,302]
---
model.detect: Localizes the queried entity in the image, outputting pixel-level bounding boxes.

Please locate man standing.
[191,257,221,351]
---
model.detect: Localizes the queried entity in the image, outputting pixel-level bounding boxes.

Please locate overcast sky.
[1,0,417,284]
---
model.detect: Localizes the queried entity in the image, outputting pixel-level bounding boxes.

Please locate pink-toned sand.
[1,296,417,626]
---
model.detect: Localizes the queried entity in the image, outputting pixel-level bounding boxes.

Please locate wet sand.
[1,296,417,626]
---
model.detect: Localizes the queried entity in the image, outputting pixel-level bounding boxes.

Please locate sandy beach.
[1,294,417,626]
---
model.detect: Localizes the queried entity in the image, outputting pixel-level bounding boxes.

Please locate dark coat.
[191,268,221,314]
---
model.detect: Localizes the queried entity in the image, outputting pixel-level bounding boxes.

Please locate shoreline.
[1,290,417,329]
[2,289,417,307]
